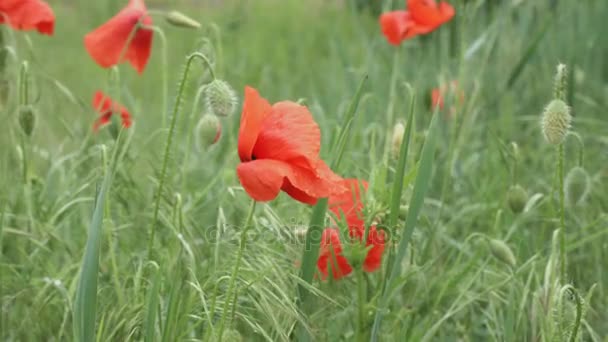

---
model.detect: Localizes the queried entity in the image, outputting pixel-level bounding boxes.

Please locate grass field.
[1,0,608,341]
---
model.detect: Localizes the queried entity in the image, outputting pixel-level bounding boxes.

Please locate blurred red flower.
[317,179,386,280]
[92,91,132,131]
[0,0,55,35]
[431,80,464,116]
[84,0,153,74]
[380,0,454,45]
[237,86,344,204]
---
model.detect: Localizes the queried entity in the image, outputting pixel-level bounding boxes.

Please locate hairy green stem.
[147,52,215,260]
[215,199,257,340]
[558,143,566,283]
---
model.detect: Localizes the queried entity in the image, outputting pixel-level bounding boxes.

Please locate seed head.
[196,114,221,149]
[391,121,405,159]
[204,79,237,117]
[488,239,517,268]
[541,99,571,145]
[507,184,527,214]
[565,166,590,206]
[18,105,36,136]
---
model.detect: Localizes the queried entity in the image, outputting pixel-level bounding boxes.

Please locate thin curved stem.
[147,52,216,261]
[19,61,28,105]
[215,199,257,340]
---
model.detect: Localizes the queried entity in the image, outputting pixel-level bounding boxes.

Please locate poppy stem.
[147,52,215,261]
[356,269,367,342]
[215,199,257,340]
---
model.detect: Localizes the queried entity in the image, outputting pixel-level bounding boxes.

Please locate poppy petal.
[0,0,55,35]
[84,0,152,74]
[379,11,410,45]
[252,100,321,170]
[363,227,385,272]
[237,159,344,204]
[238,86,272,162]
[317,228,352,280]
[329,179,368,221]
[236,159,291,202]
[408,0,454,29]
[91,91,132,131]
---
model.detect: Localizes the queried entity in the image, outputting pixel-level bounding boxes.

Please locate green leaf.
[73,135,124,342]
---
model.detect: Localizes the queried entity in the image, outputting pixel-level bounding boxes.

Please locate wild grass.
[1,0,607,341]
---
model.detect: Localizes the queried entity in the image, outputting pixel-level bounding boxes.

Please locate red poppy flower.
[84,0,153,74]
[0,0,55,35]
[380,0,454,45]
[92,91,132,131]
[317,228,353,280]
[236,86,345,205]
[316,179,386,280]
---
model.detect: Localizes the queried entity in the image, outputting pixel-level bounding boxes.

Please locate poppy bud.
[488,239,516,268]
[165,11,201,30]
[506,184,527,214]
[204,79,237,117]
[541,99,571,145]
[391,121,405,159]
[17,105,36,136]
[565,166,590,206]
[196,114,221,149]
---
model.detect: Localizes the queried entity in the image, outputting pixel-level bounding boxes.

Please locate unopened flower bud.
[541,99,571,145]
[488,239,516,267]
[391,121,405,159]
[17,105,36,136]
[565,166,590,206]
[507,184,527,214]
[165,11,201,30]
[204,79,237,117]
[196,114,221,149]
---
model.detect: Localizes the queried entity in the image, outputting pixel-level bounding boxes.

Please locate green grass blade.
[144,264,162,342]
[73,136,123,342]
[370,111,440,342]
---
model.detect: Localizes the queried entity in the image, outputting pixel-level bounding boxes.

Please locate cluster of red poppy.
[0,0,154,130]
[237,88,385,280]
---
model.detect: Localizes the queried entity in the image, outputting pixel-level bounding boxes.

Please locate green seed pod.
[196,114,221,149]
[506,184,527,214]
[488,239,516,267]
[391,121,405,160]
[204,79,237,117]
[565,166,590,206]
[17,105,36,136]
[165,11,201,30]
[541,99,571,145]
